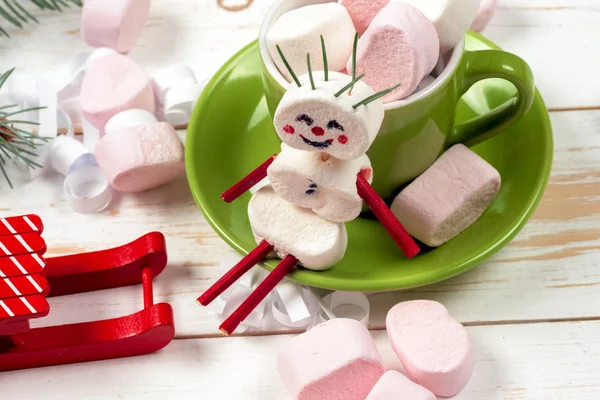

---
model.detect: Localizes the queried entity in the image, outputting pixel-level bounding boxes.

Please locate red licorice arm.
[221,154,278,203]
[356,174,420,258]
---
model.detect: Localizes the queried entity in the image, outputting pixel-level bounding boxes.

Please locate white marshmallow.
[471,0,498,32]
[268,143,372,223]
[104,109,158,135]
[398,0,482,53]
[267,3,355,82]
[274,71,385,160]
[248,185,348,271]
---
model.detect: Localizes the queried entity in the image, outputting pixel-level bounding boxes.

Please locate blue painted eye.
[309,183,318,189]
[305,189,316,195]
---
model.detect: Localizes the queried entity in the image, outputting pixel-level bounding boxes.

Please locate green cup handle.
[448,49,536,147]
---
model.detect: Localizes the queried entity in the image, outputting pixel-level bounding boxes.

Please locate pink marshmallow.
[365,371,436,400]
[391,144,501,247]
[471,0,499,32]
[386,300,474,397]
[278,318,384,400]
[338,0,389,36]
[350,2,440,102]
[94,122,185,193]
[80,54,155,130]
[81,0,151,53]
[413,75,436,94]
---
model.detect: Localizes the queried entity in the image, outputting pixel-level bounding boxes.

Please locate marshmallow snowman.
[268,143,373,223]
[198,34,420,336]
[274,71,384,161]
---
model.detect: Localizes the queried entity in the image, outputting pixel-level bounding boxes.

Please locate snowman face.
[273,72,385,160]
[267,144,373,223]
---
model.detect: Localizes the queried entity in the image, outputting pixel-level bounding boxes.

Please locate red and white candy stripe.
[0,215,43,236]
[0,233,46,258]
[0,295,49,321]
[0,275,48,299]
[0,253,46,278]
[0,215,50,324]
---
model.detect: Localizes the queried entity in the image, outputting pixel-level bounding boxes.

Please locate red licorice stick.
[197,241,274,306]
[219,254,298,336]
[221,154,278,203]
[356,174,420,258]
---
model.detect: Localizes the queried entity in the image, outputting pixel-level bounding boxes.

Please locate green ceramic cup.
[259,0,536,200]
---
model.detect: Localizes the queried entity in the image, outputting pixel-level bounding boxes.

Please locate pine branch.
[0,68,51,189]
[0,0,82,38]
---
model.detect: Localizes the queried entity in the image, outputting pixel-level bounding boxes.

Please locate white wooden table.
[1,1,600,398]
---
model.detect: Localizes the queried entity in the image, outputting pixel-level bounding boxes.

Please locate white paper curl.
[152,66,207,125]
[49,135,112,214]
[205,250,372,333]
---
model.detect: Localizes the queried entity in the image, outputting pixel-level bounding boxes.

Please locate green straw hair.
[334,73,365,97]
[307,53,316,90]
[320,35,328,82]
[276,44,301,87]
[351,32,358,82]
[353,83,401,109]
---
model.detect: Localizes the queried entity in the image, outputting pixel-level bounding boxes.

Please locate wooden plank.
[1,321,599,399]
[485,0,600,110]
[0,0,599,110]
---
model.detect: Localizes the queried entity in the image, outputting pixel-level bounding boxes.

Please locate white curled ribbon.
[152,66,207,126]
[206,250,371,333]
[1,49,116,210]
[50,135,112,214]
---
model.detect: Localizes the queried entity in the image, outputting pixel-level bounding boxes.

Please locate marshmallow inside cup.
[266,2,355,82]
[259,0,465,108]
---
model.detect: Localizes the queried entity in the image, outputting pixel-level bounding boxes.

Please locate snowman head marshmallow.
[273,34,394,160]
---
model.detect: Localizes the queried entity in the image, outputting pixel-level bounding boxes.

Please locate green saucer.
[186,33,553,291]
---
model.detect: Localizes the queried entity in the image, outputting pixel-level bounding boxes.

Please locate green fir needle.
[353,84,401,109]
[307,53,316,90]
[334,74,365,97]
[351,32,358,86]
[276,45,301,87]
[320,35,329,82]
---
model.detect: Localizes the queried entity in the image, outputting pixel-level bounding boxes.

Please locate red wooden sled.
[0,215,175,371]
